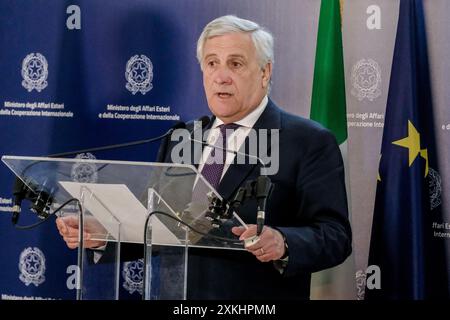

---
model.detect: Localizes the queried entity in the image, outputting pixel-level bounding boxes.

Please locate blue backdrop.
[0,0,310,300]
[0,0,213,300]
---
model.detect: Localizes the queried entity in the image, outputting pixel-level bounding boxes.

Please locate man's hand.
[56,216,107,249]
[232,225,286,262]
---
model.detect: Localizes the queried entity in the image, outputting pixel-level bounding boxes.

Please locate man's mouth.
[216,92,233,99]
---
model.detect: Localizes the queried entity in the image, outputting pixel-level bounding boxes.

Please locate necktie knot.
[218,123,240,142]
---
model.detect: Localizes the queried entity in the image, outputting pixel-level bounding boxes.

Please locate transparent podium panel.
[2,156,246,300]
[78,185,122,300]
[143,186,246,300]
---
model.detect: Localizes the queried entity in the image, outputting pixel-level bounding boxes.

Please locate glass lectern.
[2,156,245,300]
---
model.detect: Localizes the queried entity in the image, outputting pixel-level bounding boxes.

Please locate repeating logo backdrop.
[1,0,449,300]
[0,0,320,300]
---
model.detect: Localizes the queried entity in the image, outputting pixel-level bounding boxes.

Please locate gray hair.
[196,15,274,69]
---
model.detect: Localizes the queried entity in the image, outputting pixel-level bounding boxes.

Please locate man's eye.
[207,61,217,67]
[231,61,242,68]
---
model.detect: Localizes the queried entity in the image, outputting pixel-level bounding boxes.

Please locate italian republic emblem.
[21,53,48,92]
[125,54,153,95]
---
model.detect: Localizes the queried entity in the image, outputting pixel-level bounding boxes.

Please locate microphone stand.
[188,136,273,240]
[48,123,185,158]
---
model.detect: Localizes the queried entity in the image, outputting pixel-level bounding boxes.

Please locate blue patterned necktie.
[200,123,240,189]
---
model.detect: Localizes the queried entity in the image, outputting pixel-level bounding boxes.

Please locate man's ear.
[262,62,273,88]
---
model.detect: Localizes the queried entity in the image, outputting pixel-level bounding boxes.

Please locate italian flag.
[309,0,356,300]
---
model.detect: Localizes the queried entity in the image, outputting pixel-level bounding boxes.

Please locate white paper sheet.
[59,181,181,245]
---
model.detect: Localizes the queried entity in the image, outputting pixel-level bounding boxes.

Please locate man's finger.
[63,232,91,242]
[60,215,79,227]
[67,242,78,249]
[231,226,246,236]
[60,228,81,238]
[239,225,257,240]
[64,238,103,250]
[55,218,67,233]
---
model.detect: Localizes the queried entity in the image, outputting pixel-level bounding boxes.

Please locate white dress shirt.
[198,95,268,180]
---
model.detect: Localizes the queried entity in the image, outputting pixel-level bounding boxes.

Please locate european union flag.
[366,0,449,300]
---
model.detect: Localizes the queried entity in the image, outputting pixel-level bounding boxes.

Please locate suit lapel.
[217,99,282,201]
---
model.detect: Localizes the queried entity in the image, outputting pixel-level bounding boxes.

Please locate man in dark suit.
[57,15,351,299]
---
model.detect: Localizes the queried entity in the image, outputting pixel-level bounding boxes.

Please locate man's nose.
[213,66,232,85]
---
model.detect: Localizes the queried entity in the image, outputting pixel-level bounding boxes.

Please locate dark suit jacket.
[155,98,352,300]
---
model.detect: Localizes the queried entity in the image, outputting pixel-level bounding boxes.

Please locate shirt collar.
[212,95,268,129]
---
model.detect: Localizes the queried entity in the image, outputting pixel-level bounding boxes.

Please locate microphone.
[189,129,273,237]
[12,178,27,225]
[9,117,209,226]
[11,178,54,224]
[255,175,273,235]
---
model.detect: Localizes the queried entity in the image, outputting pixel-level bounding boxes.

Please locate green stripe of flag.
[309,0,356,300]
[310,0,347,145]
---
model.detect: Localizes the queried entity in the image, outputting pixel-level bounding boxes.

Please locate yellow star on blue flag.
[392,120,429,177]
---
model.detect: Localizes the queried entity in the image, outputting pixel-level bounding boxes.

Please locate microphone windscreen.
[13,177,24,193]
[12,178,26,202]
[171,121,186,130]
[198,115,211,128]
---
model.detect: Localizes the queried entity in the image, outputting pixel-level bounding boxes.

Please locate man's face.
[201,32,272,123]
